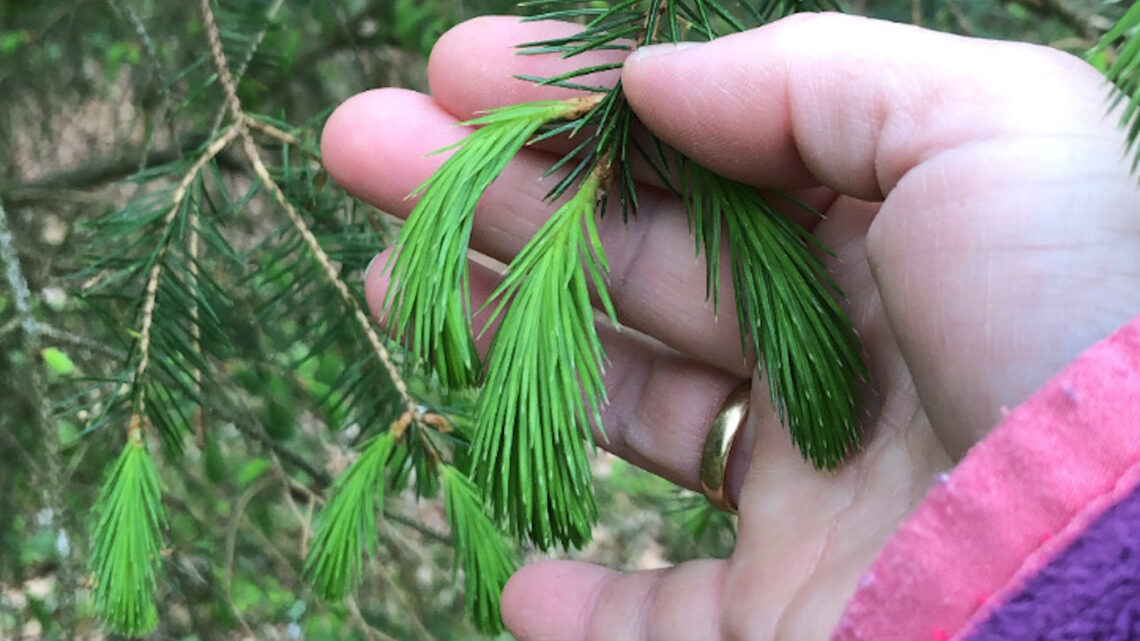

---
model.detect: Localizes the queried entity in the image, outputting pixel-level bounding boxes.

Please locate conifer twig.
[245,117,322,162]
[0,199,77,635]
[189,208,205,446]
[132,125,241,421]
[35,321,125,360]
[199,0,420,422]
[224,410,333,487]
[223,477,270,638]
[206,0,287,136]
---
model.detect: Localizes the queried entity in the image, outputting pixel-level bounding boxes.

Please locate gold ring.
[699,382,750,514]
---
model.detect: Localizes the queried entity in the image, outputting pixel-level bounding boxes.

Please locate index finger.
[620,12,1108,199]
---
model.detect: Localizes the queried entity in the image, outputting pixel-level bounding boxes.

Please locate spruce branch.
[199,0,419,421]
[86,126,239,637]
[384,1,872,565]
[522,0,867,471]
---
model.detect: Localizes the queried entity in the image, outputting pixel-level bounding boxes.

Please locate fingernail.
[627,41,703,63]
[364,253,384,280]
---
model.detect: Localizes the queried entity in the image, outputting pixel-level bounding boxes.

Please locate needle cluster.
[305,432,397,600]
[680,161,866,466]
[386,0,864,561]
[89,432,167,637]
[473,174,616,548]
[442,464,518,632]
[385,100,596,389]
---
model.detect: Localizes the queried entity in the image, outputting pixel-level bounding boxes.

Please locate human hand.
[320,12,1140,640]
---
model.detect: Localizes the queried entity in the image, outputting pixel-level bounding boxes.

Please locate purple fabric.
[963,482,1140,641]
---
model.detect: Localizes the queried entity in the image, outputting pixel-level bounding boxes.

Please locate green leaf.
[305,432,397,600]
[89,434,167,636]
[41,347,76,375]
[442,465,516,635]
[0,30,29,57]
[472,175,615,549]
[237,457,271,487]
[386,100,584,390]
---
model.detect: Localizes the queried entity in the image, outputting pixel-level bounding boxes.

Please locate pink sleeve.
[831,314,1140,641]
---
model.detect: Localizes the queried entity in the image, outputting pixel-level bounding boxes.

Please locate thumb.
[620,12,1106,200]
[621,12,1140,456]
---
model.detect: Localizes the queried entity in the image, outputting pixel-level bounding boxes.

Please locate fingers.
[427,16,625,119]
[620,12,1107,199]
[364,252,749,496]
[501,559,726,641]
[619,11,1140,454]
[324,88,751,374]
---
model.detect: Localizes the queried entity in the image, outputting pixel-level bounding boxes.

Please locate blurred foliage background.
[0,0,1123,639]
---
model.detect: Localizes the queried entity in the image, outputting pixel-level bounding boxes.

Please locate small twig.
[370,556,439,641]
[347,596,400,641]
[246,117,324,163]
[277,474,315,556]
[245,117,297,147]
[225,411,333,487]
[222,477,271,638]
[239,516,404,641]
[0,420,43,476]
[0,317,18,341]
[131,125,241,421]
[321,0,369,84]
[206,0,287,136]
[35,322,125,360]
[382,508,451,546]
[106,0,175,180]
[0,199,76,635]
[0,139,245,204]
[945,0,977,36]
[106,0,161,80]
[199,0,420,421]
[1015,0,1105,41]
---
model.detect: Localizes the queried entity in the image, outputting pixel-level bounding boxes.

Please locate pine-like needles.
[89,432,167,637]
[385,100,593,390]
[305,432,397,600]
[682,163,867,468]
[472,174,616,549]
[442,465,517,634]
